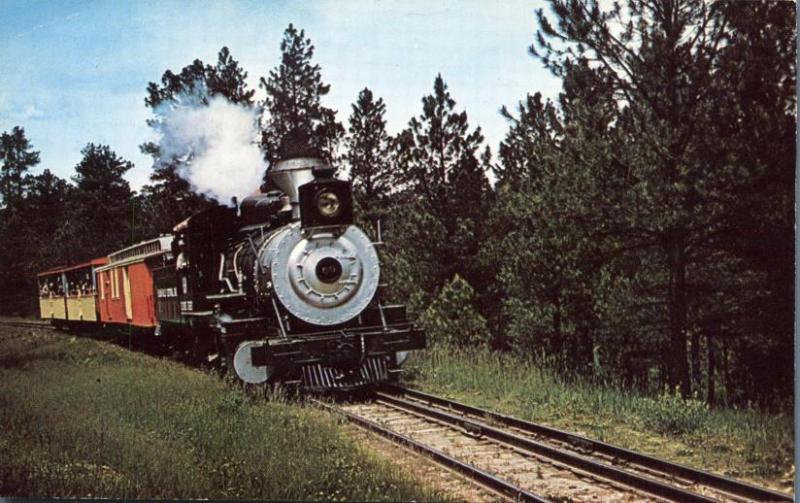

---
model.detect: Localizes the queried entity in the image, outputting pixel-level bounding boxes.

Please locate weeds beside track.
[408,344,794,491]
[367,386,793,501]
[0,322,447,501]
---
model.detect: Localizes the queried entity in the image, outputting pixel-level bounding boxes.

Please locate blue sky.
[0,0,562,190]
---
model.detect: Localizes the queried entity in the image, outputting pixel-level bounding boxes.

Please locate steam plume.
[155,94,265,205]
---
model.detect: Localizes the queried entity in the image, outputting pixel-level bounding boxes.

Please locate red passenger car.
[95,237,173,329]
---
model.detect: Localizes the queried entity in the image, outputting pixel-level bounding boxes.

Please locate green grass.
[0,326,446,501]
[405,344,794,493]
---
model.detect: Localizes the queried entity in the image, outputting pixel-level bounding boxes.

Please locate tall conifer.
[0,126,39,209]
[141,47,254,232]
[259,24,343,165]
[346,88,393,216]
[393,75,492,291]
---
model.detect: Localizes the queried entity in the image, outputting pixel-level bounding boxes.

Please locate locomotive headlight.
[316,191,341,218]
[299,179,353,228]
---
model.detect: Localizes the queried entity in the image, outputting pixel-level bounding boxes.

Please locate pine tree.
[488,69,617,364]
[141,47,254,232]
[26,169,71,236]
[144,59,207,111]
[0,127,41,314]
[0,126,40,210]
[141,58,210,232]
[395,75,485,213]
[702,1,796,406]
[24,169,73,268]
[421,274,490,347]
[533,0,737,395]
[67,144,135,260]
[259,24,344,165]
[496,93,561,189]
[346,88,393,217]
[393,74,492,289]
[517,0,796,403]
[207,47,256,105]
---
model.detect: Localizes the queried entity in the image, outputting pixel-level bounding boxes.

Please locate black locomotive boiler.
[152,155,426,391]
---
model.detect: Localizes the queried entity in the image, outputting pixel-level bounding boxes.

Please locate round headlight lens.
[316,191,341,217]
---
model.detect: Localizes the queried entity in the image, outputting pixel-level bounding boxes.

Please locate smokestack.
[269,157,329,219]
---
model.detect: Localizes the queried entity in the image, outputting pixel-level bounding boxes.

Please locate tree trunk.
[691,329,701,397]
[552,287,563,361]
[721,335,730,407]
[706,331,716,406]
[667,239,690,396]
[579,325,593,374]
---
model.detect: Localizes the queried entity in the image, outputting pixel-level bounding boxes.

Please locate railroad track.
[0,319,53,330]
[316,386,792,502]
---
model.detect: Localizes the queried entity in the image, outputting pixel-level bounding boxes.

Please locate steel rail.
[376,391,722,502]
[387,386,792,502]
[0,320,53,329]
[312,399,552,503]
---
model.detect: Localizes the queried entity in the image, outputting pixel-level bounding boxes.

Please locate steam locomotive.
[36,153,425,391]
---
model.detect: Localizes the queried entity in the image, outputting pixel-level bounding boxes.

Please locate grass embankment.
[406,345,794,493]
[0,326,445,501]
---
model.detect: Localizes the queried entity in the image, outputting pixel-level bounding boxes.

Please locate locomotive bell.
[268,157,328,220]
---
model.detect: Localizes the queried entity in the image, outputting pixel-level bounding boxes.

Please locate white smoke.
[154,93,265,205]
